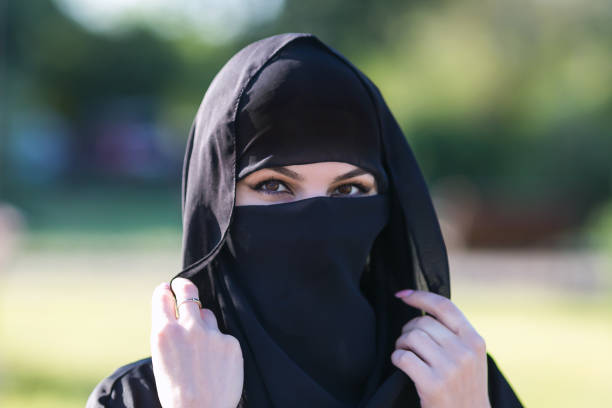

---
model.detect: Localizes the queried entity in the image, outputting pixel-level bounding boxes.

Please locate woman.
[87,33,522,407]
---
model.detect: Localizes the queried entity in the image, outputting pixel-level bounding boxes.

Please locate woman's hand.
[150,278,244,408]
[391,290,490,408]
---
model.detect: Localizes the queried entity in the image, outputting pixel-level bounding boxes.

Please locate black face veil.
[86,33,522,408]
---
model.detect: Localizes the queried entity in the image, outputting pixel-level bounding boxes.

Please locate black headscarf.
[87,33,522,408]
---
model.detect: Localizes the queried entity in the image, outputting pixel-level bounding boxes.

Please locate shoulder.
[86,357,161,408]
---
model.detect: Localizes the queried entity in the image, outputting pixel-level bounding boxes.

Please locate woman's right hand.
[150,278,244,408]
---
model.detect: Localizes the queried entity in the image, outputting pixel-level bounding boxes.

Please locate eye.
[252,178,292,195]
[331,182,370,196]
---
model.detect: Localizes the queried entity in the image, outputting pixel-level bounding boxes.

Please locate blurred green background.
[1,0,611,407]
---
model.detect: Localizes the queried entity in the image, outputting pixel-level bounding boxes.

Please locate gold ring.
[176,297,203,310]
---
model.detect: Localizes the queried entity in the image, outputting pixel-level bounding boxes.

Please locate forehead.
[284,162,369,174]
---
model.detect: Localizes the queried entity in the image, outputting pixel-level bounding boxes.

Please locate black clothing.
[219,195,390,405]
[87,33,522,408]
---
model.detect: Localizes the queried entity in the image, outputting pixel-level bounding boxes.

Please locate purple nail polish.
[394,289,413,298]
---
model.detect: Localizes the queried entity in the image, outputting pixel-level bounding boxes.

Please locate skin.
[151,161,491,407]
[235,161,378,205]
[392,289,491,408]
[151,279,244,408]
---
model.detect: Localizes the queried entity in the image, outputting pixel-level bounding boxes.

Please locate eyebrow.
[268,167,305,181]
[332,168,368,183]
[267,166,368,183]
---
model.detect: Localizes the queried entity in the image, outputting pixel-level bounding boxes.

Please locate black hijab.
[86,33,522,408]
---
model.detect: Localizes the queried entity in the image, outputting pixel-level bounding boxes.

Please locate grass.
[1,228,611,407]
[0,245,173,408]
[453,288,612,407]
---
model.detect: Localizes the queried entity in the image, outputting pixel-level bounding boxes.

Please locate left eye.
[332,184,365,196]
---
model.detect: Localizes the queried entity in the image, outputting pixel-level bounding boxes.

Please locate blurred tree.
[7,1,177,120]
[2,0,611,247]
[248,0,441,57]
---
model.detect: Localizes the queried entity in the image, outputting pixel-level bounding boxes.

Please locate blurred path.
[449,249,610,294]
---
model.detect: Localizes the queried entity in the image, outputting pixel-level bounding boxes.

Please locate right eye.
[252,179,292,195]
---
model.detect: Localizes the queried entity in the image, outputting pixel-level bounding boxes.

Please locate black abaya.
[87,33,522,408]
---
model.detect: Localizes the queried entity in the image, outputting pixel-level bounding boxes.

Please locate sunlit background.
[1,1,611,407]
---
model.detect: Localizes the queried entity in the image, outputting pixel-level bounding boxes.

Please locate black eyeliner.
[330,181,372,196]
[251,179,293,195]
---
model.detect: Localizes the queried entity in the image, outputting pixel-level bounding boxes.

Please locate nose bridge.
[297,185,330,200]
[293,164,340,199]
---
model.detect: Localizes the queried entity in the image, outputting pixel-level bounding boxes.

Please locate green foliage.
[3,0,612,243]
[586,201,612,255]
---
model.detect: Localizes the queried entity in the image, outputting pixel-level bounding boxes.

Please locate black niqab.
[87,33,522,408]
[221,195,389,405]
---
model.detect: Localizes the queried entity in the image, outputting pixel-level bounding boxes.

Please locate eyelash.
[250,178,371,196]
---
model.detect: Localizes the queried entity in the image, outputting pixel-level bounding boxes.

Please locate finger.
[200,307,220,331]
[395,290,469,334]
[391,349,432,383]
[171,277,201,323]
[151,282,176,330]
[402,315,461,350]
[396,328,449,367]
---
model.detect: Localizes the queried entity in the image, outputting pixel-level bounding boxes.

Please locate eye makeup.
[251,178,294,195]
[329,181,371,196]
[248,177,373,197]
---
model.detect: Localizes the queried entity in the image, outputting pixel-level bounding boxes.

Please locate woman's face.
[236,161,378,206]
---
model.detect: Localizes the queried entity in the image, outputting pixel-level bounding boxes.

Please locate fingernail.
[394,289,413,298]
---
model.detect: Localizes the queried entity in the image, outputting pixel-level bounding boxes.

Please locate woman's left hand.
[391,290,491,408]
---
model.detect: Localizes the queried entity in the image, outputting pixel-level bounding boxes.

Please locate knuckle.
[436,298,455,315]
[401,320,411,333]
[398,329,425,349]
[409,328,427,342]
[401,315,433,334]
[160,321,180,335]
[471,333,487,353]
[394,336,402,349]
[404,317,421,332]
[185,283,198,296]
[420,315,436,326]
[173,277,199,297]
[224,335,244,360]
[152,285,170,303]
[396,350,412,367]
[223,334,241,351]
[208,330,228,348]
[204,308,218,324]
[402,331,416,347]
[399,351,411,365]
[395,333,408,349]
[153,322,181,344]
[456,347,475,368]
